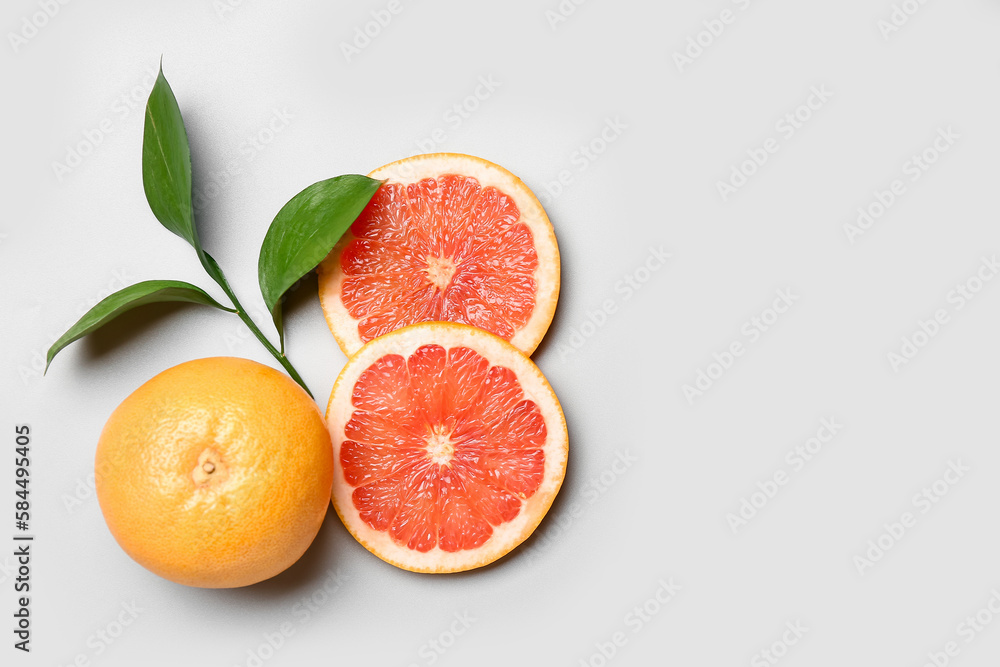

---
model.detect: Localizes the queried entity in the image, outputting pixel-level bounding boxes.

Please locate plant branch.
[201,252,313,398]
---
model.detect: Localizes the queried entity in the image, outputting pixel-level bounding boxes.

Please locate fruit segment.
[319,154,561,358]
[341,344,546,553]
[340,177,539,345]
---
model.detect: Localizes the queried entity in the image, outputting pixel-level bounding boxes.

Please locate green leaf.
[200,250,238,305]
[45,280,234,372]
[141,64,231,304]
[142,62,198,250]
[258,175,382,349]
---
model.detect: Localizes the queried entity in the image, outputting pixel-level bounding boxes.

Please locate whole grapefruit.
[95,357,333,588]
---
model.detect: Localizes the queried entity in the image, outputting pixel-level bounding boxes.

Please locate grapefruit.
[95,357,334,588]
[327,322,568,573]
[318,153,560,357]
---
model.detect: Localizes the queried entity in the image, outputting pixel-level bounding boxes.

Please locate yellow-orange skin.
[95,357,334,588]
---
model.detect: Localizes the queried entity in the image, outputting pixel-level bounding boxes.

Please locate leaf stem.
[233,295,312,398]
[202,253,313,398]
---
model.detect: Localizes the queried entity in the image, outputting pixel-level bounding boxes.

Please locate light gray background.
[3,0,1000,665]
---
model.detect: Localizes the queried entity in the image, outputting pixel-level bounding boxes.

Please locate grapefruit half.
[327,322,568,573]
[318,153,560,357]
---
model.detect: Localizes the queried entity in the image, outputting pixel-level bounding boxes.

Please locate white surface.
[3,0,1000,665]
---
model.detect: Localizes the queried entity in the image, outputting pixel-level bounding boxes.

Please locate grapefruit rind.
[318,153,560,357]
[95,357,334,589]
[327,322,568,573]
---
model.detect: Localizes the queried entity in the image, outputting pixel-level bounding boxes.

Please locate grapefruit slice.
[327,322,568,573]
[318,153,560,357]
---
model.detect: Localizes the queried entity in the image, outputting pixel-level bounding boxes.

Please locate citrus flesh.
[95,357,334,588]
[319,153,560,357]
[327,322,568,573]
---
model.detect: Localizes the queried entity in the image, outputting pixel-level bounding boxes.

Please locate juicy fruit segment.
[342,343,546,552]
[319,153,561,358]
[328,322,568,573]
[341,175,539,344]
